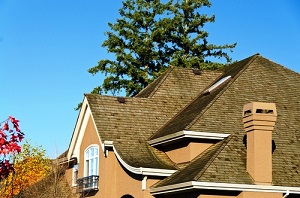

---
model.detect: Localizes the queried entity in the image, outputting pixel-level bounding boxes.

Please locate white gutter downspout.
[283,190,290,198]
[142,176,148,191]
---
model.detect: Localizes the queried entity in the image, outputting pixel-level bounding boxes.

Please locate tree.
[0,141,51,197]
[0,116,24,180]
[88,0,236,96]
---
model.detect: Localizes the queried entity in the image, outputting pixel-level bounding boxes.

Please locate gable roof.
[81,67,221,170]
[136,67,222,101]
[150,54,300,190]
[149,55,256,140]
[153,135,253,188]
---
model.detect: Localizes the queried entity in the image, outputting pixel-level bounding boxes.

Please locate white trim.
[67,96,103,163]
[148,130,230,146]
[113,145,176,177]
[67,98,90,161]
[72,164,78,187]
[84,144,100,177]
[150,181,300,195]
[142,176,148,191]
[205,76,231,93]
[103,141,113,157]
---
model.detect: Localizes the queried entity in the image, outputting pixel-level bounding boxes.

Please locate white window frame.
[84,144,99,177]
[72,164,78,187]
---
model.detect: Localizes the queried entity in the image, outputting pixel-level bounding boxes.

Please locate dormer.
[148,130,230,165]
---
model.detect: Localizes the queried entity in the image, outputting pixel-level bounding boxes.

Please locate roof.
[70,54,300,191]
[149,55,256,140]
[152,54,300,188]
[153,135,253,188]
[85,67,221,169]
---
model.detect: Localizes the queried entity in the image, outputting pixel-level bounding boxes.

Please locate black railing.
[76,175,99,193]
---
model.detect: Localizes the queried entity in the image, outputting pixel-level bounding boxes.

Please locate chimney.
[243,102,277,185]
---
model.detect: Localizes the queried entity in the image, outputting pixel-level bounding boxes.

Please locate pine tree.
[88,0,236,96]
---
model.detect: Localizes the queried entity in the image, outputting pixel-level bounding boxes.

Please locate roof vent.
[117,97,126,103]
[192,69,201,75]
[204,76,231,94]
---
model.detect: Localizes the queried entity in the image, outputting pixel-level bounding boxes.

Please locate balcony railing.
[76,175,99,193]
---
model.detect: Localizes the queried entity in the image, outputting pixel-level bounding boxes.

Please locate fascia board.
[148,131,230,146]
[183,131,230,140]
[113,145,176,177]
[140,167,176,176]
[148,131,185,146]
[67,97,89,160]
[150,181,300,195]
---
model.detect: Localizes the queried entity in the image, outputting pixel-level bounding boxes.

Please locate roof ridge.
[147,71,225,140]
[136,66,175,98]
[259,56,300,76]
[185,54,259,129]
[148,67,175,98]
[149,55,259,140]
[194,136,232,180]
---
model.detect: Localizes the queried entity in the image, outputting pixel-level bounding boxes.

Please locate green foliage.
[89,0,236,96]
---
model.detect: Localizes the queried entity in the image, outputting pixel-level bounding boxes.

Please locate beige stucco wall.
[158,191,282,198]
[66,115,283,198]
[199,195,236,198]
[237,191,282,198]
[72,115,162,198]
[164,140,214,164]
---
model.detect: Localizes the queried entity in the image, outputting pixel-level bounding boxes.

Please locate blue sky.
[0,0,299,158]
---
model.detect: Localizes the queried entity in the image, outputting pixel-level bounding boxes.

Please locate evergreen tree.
[88,0,236,96]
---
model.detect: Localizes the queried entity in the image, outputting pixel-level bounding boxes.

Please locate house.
[63,54,300,198]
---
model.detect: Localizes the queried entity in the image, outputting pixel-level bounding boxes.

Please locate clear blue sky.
[0,1,299,158]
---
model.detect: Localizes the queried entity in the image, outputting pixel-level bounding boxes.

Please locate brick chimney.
[243,102,277,185]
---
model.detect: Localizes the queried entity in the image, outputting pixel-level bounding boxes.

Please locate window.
[205,76,231,93]
[72,164,78,186]
[85,145,99,177]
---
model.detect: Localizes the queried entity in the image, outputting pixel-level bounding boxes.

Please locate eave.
[150,181,300,195]
[108,142,176,177]
[148,130,230,146]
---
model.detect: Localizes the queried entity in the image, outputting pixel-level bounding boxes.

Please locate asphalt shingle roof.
[86,67,220,169]
[85,54,300,188]
[152,54,300,188]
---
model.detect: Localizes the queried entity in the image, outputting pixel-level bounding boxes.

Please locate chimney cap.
[243,102,277,117]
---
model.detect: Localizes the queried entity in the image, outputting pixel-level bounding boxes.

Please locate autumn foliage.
[0,116,24,180]
[0,142,51,197]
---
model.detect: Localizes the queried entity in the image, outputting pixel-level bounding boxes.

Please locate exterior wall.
[156,191,282,198]
[78,115,100,177]
[74,115,162,198]
[237,192,282,198]
[65,167,77,194]
[199,195,237,198]
[157,190,238,198]
[163,140,214,164]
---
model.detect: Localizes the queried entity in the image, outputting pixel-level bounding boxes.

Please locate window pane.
[85,146,99,176]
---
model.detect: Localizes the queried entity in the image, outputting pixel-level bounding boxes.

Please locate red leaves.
[0,116,23,180]
[3,123,8,131]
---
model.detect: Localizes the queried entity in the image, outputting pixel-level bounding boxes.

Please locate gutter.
[104,141,176,177]
[283,190,290,198]
[150,181,300,195]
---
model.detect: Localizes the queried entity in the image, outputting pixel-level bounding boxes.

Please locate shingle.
[151,54,300,188]
[85,67,220,169]
[149,55,257,140]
